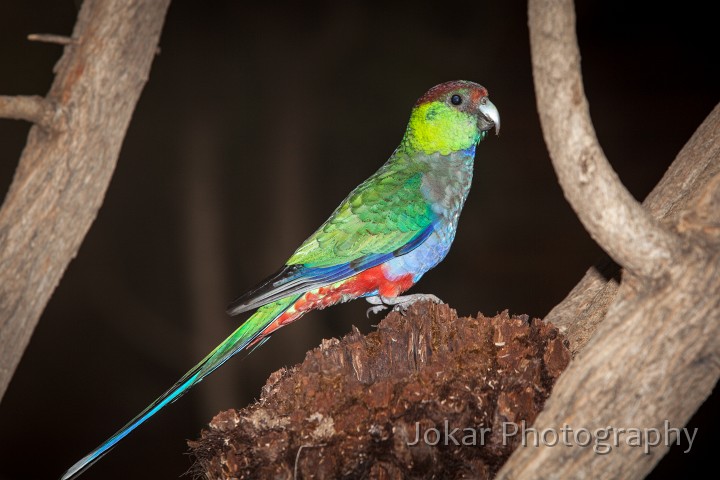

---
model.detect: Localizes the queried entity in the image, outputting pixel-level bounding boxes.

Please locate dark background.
[0,1,717,479]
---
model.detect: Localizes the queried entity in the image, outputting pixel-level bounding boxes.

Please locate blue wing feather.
[226,221,436,315]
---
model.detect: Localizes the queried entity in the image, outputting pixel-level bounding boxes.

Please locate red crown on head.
[415,80,488,106]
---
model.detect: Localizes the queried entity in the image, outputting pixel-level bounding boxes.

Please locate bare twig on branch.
[27,33,77,45]
[495,1,720,478]
[0,95,64,131]
[0,0,171,401]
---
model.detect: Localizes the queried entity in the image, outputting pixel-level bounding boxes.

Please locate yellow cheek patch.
[405,102,478,155]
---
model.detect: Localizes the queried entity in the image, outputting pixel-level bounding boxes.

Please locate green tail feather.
[60,295,300,480]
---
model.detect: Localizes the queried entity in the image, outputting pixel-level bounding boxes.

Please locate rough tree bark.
[0,0,171,401]
[190,304,571,479]
[495,0,720,478]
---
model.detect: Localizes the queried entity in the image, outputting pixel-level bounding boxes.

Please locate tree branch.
[0,0,171,401]
[527,0,682,280]
[497,172,720,480]
[494,1,720,478]
[547,104,720,353]
[0,95,64,131]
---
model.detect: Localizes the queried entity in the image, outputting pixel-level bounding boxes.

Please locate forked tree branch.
[0,0,171,401]
[495,0,720,478]
[546,103,720,352]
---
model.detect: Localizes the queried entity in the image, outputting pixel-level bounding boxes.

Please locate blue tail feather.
[60,295,299,480]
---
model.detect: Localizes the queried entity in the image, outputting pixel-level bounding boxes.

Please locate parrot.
[61,80,499,479]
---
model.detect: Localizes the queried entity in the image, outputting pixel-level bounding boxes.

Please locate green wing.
[227,157,436,315]
[288,160,434,267]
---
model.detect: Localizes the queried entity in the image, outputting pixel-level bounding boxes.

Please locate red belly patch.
[257,264,414,338]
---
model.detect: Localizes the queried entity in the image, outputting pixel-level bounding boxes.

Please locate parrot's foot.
[365,295,389,317]
[365,293,443,316]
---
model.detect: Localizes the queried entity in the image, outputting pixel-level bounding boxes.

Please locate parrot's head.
[404,80,499,155]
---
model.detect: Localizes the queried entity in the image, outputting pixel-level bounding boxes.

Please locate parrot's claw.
[366,305,389,317]
[365,293,443,316]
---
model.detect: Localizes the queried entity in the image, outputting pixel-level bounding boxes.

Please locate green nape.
[403,101,480,155]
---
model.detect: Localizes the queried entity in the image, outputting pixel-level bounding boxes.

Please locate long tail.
[61,295,301,480]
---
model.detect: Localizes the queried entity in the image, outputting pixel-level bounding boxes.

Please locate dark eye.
[450,94,462,106]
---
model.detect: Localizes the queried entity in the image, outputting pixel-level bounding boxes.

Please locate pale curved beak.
[479,99,500,135]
